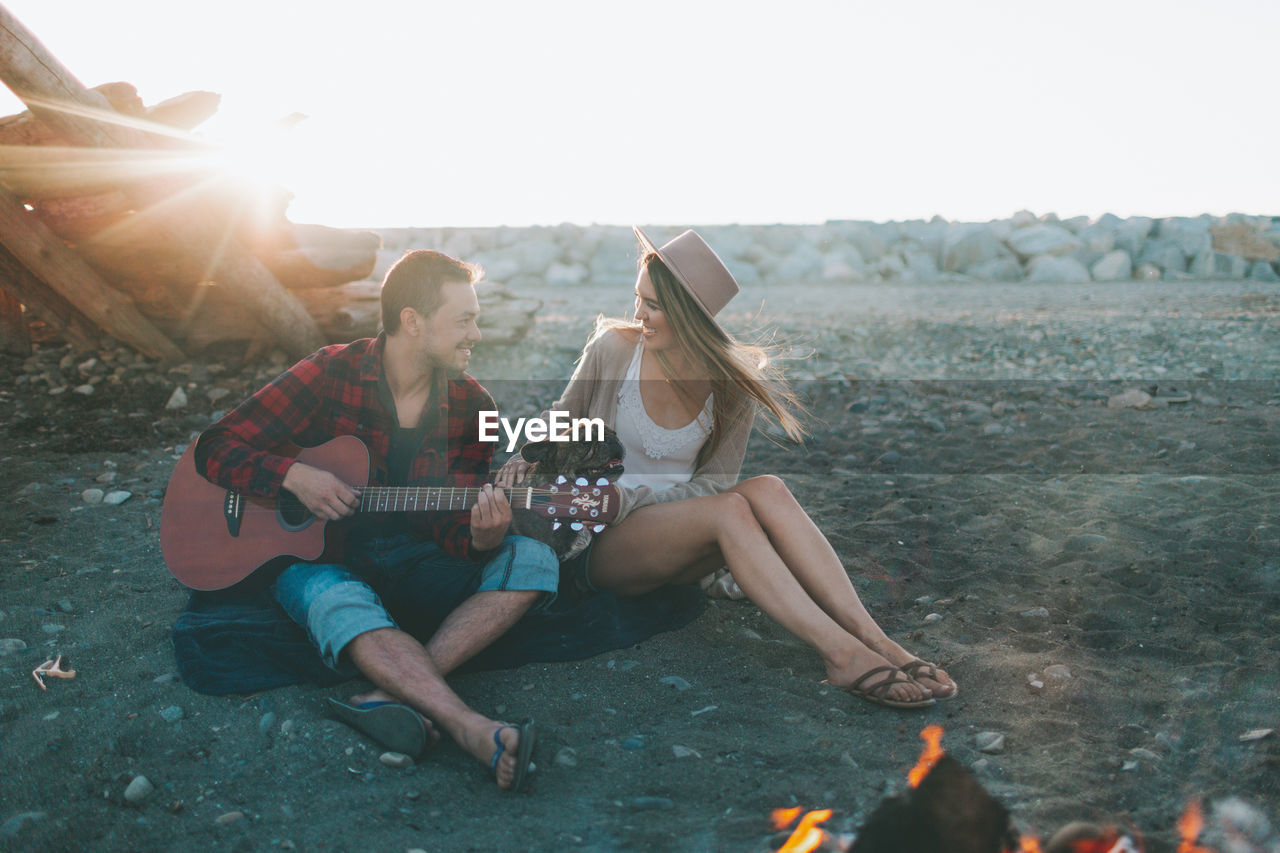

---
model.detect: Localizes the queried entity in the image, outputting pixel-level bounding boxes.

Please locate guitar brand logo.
[571,493,601,511]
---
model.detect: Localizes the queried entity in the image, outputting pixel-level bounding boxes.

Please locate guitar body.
[160,435,370,591]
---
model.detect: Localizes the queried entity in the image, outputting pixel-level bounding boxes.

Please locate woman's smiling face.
[633,266,674,351]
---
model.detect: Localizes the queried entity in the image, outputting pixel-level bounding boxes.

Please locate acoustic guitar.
[159,435,620,590]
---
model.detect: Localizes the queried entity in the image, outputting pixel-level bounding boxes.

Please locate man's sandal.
[490,718,537,793]
[827,665,936,710]
[899,659,958,700]
[328,698,432,758]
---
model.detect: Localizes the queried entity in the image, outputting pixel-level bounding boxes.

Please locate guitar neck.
[357,486,535,513]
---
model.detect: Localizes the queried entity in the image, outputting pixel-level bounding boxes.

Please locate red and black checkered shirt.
[196,335,495,560]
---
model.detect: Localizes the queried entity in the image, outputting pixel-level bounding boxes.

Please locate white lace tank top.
[615,341,713,491]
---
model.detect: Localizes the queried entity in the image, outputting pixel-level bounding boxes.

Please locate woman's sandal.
[827,665,936,710]
[900,659,958,700]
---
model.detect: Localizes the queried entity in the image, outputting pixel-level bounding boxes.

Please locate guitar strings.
[228,486,608,515]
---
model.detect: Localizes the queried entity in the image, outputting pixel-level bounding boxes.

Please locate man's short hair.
[381,250,482,333]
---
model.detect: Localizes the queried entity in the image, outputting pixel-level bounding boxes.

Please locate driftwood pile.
[0,7,536,362]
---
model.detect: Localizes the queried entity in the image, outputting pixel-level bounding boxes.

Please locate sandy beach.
[1,276,1278,852]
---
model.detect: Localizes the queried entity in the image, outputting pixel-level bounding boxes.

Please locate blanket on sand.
[171,555,704,695]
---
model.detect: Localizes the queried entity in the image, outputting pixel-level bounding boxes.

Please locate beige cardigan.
[547,325,755,523]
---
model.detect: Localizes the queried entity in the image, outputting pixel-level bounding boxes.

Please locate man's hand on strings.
[470,483,511,551]
[282,462,362,521]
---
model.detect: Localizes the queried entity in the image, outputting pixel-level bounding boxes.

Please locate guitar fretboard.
[358,487,536,513]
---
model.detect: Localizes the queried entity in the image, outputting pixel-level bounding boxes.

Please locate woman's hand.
[494,455,531,488]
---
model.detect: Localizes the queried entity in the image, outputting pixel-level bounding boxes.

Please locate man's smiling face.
[418,280,481,373]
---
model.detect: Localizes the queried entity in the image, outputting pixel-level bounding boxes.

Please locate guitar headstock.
[527,479,621,533]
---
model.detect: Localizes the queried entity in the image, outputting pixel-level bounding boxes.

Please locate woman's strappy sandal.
[826,665,936,710]
[899,659,959,700]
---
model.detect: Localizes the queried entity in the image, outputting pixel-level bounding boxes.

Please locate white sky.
[1,0,1275,228]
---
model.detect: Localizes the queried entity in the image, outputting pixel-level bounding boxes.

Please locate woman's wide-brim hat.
[634,226,740,331]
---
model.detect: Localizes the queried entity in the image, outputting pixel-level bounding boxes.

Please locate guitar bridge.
[223,490,243,537]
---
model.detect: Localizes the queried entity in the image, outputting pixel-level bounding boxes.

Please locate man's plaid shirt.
[196,335,495,560]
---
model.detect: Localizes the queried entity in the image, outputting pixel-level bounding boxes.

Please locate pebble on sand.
[1063,534,1108,553]
[1239,728,1274,742]
[379,752,414,768]
[630,797,675,811]
[659,675,692,691]
[0,638,28,655]
[1107,389,1153,409]
[215,810,247,826]
[124,775,154,805]
[555,747,578,768]
[165,387,188,410]
[103,490,133,506]
[159,705,185,723]
[976,732,1006,754]
[0,812,47,840]
[1043,664,1073,680]
[81,488,105,505]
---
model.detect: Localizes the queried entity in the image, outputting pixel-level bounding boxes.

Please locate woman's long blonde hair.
[597,252,805,465]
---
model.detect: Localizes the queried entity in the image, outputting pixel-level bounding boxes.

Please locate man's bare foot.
[453,716,527,790]
[349,688,442,747]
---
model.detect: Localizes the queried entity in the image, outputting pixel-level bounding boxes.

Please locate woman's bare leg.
[727,475,956,697]
[587,491,930,703]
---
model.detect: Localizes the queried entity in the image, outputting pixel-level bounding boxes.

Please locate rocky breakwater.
[372,211,1280,288]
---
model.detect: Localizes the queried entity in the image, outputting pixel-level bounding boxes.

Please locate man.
[194,249,555,791]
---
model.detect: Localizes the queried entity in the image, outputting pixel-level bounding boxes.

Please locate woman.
[498,228,956,708]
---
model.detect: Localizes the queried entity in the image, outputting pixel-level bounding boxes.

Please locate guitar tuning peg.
[592,524,605,533]
[570,522,583,531]
[551,521,562,531]
[555,475,568,485]
[596,478,609,486]
[575,477,589,487]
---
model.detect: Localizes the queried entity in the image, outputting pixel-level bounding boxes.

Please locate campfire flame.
[773,808,833,853]
[1176,800,1212,853]
[907,724,945,788]
[768,726,1221,853]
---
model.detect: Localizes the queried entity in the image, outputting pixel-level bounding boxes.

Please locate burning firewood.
[848,753,1018,853]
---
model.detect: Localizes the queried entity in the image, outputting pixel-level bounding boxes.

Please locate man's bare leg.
[344,627,524,789]
[426,589,541,675]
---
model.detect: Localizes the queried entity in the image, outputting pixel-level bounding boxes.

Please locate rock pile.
[372,211,1280,287]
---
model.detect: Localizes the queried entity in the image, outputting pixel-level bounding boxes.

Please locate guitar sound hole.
[277,489,317,531]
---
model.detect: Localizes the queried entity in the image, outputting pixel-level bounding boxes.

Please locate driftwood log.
[0,80,145,146]
[0,184,183,359]
[0,7,539,362]
[0,242,101,352]
[0,4,325,360]
[0,278,29,354]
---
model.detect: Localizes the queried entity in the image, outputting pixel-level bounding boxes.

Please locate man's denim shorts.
[273,534,558,671]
